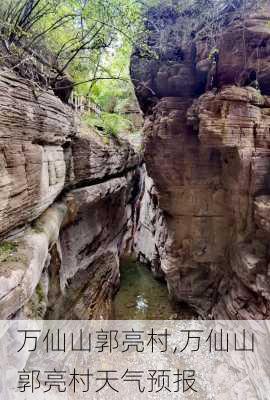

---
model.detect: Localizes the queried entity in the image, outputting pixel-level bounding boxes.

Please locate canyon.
[1,1,270,320]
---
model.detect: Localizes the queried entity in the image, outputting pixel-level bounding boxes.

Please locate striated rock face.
[133,166,167,279]
[70,133,139,186]
[0,68,141,319]
[132,2,270,318]
[48,173,138,320]
[0,69,75,239]
[214,7,270,93]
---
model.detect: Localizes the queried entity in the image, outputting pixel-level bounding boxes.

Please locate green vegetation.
[0,0,150,136]
[0,1,262,137]
[81,40,139,137]
[36,282,45,304]
[26,281,46,318]
[0,241,18,263]
[32,222,45,234]
[84,111,133,137]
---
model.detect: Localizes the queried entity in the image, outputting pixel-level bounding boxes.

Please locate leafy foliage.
[0,0,148,136]
[3,1,259,136]
[0,1,144,90]
[83,111,134,137]
[0,242,18,263]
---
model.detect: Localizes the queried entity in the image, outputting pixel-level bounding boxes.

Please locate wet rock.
[133,166,167,279]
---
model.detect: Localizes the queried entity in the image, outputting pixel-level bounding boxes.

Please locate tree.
[0,0,145,100]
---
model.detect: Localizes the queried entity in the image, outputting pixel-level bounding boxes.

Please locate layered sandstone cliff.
[131,2,270,318]
[1,1,270,321]
[0,69,140,319]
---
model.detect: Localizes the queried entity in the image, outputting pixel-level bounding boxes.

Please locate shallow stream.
[113,257,195,320]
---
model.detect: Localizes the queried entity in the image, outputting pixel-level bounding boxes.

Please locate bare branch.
[28,14,76,47]
[56,25,104,76]
[61,76,129,90]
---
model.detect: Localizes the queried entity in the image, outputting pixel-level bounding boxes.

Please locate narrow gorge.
[1,0,270,321]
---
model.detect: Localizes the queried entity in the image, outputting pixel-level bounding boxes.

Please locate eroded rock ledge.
[0,69,141,319]
[131,2,270,319]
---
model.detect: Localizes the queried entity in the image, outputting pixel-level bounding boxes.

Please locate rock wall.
[0,69,75,239]
[131,2,270,318]
[133,165,167,280]
[0,69,140,319]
